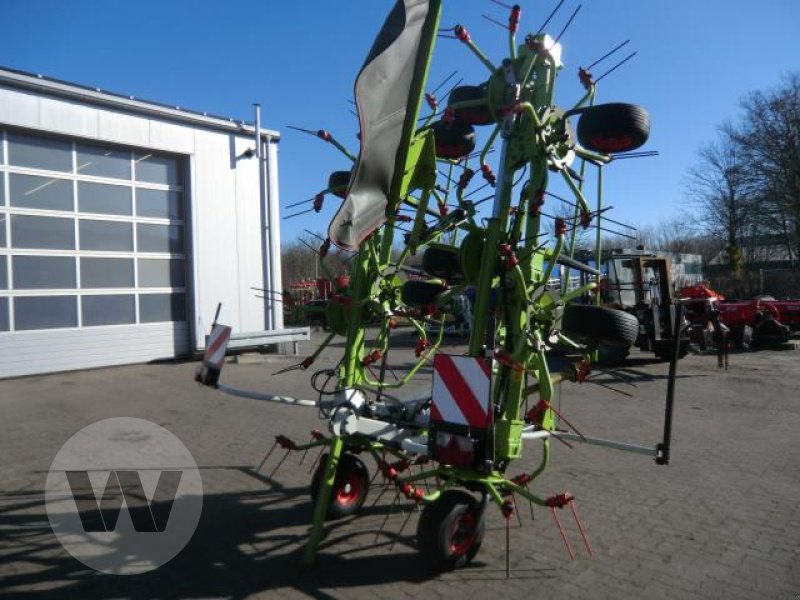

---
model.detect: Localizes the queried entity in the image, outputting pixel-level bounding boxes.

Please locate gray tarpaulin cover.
[328,0,433,250]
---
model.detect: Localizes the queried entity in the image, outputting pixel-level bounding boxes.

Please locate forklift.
[603,252,689,361]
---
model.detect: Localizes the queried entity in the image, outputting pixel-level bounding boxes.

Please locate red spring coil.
[458,168,475,189]
[425,93,438,110]
[546,492,574,508]
[578,67,594,90]
[415,338,431,357]
[555,217,567,235]
[313,193,324,212]
[361,349,382,366]
[439,203,449,217]
[481,164,496,186]
[509,5,521,33]
[319,238,331,258]
[511,473,533,487]
[316,129,332,142]
[454,25,471,44]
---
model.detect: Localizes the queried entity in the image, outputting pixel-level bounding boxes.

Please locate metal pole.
[254,103,261,159]
[656,301,683,465]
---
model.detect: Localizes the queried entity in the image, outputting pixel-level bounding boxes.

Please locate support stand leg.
[303,435,344,564]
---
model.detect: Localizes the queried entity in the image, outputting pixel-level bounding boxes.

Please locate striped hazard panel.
[431,354,492,429]
[203,324,232,369]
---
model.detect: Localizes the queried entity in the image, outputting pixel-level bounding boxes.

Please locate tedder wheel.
[430,119,476,160]
[448,85,493,125]
[576,103,650,154]
[561,304,639,347]
[417,490,485,572]
[328,170,352,198]
[402,280,449,307]
[422,245,463,282]
[310,453,369,519]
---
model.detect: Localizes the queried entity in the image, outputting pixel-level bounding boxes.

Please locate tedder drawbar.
[196,0,681,574]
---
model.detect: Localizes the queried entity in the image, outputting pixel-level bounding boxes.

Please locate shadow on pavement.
[0,476,444,599]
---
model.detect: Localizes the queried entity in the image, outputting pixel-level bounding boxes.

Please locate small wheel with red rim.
[310,453,369,519]
[417,490,485,572]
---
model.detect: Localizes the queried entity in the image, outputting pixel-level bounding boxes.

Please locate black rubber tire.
[562,304,639,347]
[402,280,448,306]
[417,490,485,572]
[430,119,476,160]
[310,453,369,520]
[422,246,463,281]
[448,85,493,126]
[328,170,352,199]
[577,103,650,153]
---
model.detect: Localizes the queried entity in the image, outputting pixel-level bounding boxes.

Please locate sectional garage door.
[0,128,190,377]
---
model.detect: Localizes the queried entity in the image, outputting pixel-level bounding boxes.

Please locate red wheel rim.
[590,134,633,152]
[448,512,477,555]
[333,471,362,507]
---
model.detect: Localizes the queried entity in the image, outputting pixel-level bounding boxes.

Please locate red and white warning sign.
[431,354,492,429]
[196,324,232,387]
[203,324,232,369]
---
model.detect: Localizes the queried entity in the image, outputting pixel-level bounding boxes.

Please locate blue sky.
[2,0,799,245]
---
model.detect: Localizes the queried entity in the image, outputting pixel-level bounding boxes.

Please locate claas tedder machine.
[196,0,681,574]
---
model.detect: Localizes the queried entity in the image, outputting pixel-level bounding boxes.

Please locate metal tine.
[536,0,566,35]
[587,378,635,397]
[483,13,509,31]
[612,151,660,160]
[551,507,576,559]
[286,195,319,210]
[510,492,523,528]
[390,504,417,550]
[588,365,637,387]
[370,480,390,507]
[490,0,514,8]
[286,124,319,136]
[440,77,464,103]
[506,513,511,578]
[541,190,637,231]
[250,286,285,299]
[570,501,594,558]
[298,238,321,254]
[430,69,458,96]
[304,229,327,242]
[465,181,492,199]
[256,440,279,472]
[586,39,630,71]
[554,4,581,45]
[374,490,402,543]
[308,447,325,474]
[283,207,314,220]
[466,147,495,161]
[596,51,637,83]
[268,448,292,479]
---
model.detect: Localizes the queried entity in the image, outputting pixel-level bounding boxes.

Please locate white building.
[0,66,300,378]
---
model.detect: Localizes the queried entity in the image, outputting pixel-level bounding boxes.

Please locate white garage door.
[0,128,190,378]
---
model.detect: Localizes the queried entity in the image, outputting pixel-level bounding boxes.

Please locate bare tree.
[737,73,800,265]
[685,122,755,274]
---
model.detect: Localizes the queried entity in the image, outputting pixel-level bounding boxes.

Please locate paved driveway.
[1,332,798,599]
